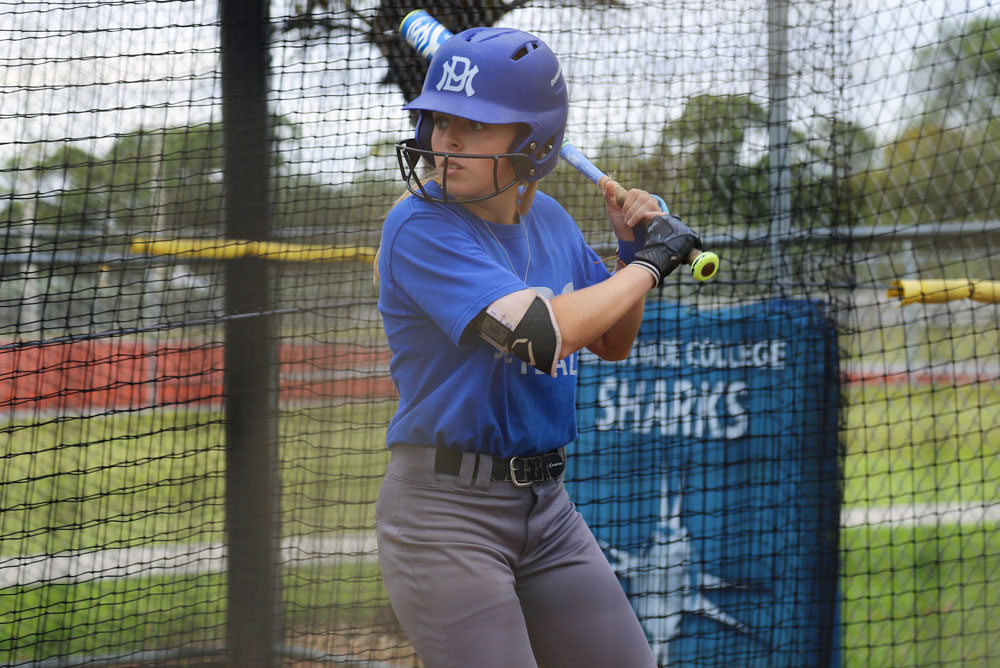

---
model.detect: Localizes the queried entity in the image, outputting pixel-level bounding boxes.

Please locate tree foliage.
[1,125,227,238]
[916,16,1000,128]
[280,0,622,112]
[858,122,1000,225]
[556,93,863,233]
[0,118,371,244]
[864,15,1000,224]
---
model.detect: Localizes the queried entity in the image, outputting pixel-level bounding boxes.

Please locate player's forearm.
[587,290,645,360]
[551,264,654,358]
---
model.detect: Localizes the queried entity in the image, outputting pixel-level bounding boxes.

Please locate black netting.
[2,1,998,666]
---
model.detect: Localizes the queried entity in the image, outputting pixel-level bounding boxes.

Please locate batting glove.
[630,214,702,286]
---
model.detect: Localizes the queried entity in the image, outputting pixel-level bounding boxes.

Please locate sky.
[1,0,998,186]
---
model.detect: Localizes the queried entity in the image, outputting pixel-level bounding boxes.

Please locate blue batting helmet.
[401,27,569,184]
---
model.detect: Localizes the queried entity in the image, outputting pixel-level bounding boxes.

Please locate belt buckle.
[508,456,533,487]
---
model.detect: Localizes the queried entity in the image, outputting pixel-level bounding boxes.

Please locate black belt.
[434,448,566,487]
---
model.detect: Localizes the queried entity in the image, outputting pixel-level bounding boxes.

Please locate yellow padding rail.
[130,238,378,263]
[887,279,1000,306]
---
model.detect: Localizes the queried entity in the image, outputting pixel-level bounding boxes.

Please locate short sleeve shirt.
[377,183,611,458]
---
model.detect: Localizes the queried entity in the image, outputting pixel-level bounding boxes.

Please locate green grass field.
[1,402,395,663]
[2,526,997,666]
[0,563,390,663]
[840,526,1000,668]
[2,383,999,664]
[842,384,1000,508]
[0,403,394,557]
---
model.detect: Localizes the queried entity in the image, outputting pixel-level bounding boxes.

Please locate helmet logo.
[550,63,562,87]
[436,56,479,96]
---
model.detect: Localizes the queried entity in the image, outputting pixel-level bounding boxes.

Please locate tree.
[1,145,107,236]
[915,16,1000,128]
[858,122,1000,225]
[852,16,1000,225]
[0,125,227,243]
[658,94,769,223]
[0,116,322,242]
[279,0,623,111]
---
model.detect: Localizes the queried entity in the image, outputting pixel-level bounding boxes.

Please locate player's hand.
[630,214,703,286]
[604,181,663,262]
[603,181,660,240]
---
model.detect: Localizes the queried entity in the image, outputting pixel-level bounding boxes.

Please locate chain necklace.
[482,213,531,282]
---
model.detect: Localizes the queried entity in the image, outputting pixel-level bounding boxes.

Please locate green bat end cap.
[691,251,720,282]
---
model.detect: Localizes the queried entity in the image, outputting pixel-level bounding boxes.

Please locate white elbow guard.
[473,289,563,377]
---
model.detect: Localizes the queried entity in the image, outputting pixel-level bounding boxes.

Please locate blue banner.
[568,299,840,667]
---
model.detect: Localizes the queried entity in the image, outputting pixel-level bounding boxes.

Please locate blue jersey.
[377,182,611,458]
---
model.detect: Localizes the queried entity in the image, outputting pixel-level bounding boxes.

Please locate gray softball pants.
[376,444,657,668]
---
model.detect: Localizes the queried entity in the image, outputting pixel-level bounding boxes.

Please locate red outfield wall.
[0,340,396,414]
[2,339,990,416]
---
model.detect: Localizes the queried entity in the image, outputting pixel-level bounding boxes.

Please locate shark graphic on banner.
[600,475,757,665]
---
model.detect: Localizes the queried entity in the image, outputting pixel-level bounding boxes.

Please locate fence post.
[220,1,280,667]
[768,0,792,283]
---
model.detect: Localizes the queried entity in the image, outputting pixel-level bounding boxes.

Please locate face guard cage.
[395,139,534,204]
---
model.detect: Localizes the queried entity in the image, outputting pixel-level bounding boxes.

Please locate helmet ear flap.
[398,138,423,174]
[512,129,563,183]
[414,110,436,167]
[510,154,535,181]
[509,124,547,181]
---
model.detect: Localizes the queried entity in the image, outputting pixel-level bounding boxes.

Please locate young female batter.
[376,25,701,668]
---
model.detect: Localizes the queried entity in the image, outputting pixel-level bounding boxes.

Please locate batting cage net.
[1,0,998,666]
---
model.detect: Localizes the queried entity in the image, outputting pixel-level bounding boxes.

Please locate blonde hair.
[373,176,537,289]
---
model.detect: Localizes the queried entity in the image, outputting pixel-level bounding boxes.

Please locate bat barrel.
[559,137,606,185]
[400,9,453,60]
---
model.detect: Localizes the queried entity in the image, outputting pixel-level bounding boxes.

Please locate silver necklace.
[483,213,531,282]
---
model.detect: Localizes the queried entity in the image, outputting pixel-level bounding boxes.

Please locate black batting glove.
[630,214,702,286]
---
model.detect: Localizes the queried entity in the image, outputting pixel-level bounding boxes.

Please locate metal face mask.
[395,139,533,204]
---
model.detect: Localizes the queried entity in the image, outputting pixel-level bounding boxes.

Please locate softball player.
[376,26,701,668]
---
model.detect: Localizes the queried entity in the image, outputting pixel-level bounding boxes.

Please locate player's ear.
[517,180,538,216]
